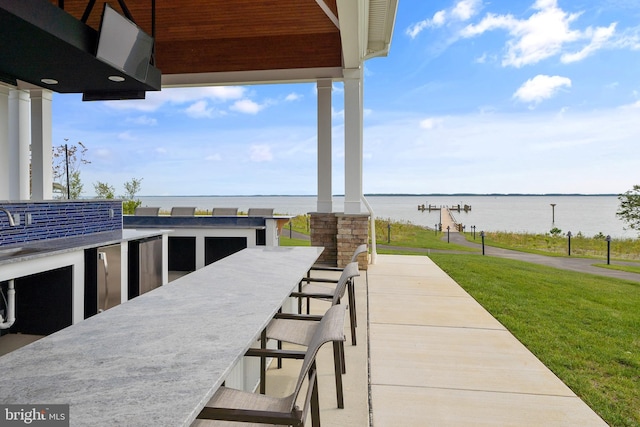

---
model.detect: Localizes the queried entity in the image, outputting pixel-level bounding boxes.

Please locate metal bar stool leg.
[348,280,357,328]
[332,340,345,408]
[260,329,267,394]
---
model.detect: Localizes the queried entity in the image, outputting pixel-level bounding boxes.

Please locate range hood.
[0,0,160,100]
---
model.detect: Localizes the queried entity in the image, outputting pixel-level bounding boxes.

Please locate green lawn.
[478,231,640,261]
[375,220,477,252]
[428,253,640,427]
[278,236,310,246]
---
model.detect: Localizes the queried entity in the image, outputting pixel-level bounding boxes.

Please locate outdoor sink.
[0,246,43,259]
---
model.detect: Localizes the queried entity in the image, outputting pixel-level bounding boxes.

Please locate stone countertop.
[0,229,171,266]
[0,246,324,427]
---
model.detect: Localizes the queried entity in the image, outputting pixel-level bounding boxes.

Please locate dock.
[418,203,471,213]
[419,203,469,231]
[440,207,461,232]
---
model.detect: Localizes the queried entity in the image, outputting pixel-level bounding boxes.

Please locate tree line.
[53,141,142,214]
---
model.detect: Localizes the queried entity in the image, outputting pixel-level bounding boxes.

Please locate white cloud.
[249,144,273,162]
[513,74,572,105]
[619,100,640,109]
[433,10,447,27]
[610,26,640,50]
[156,147,167,154]
[556,106,569,118]
[127,115,157,126]
[460,0,617,67]
[474,52,489,63]
[285,93,302,102]
[452,0,482,21]
[332,108,344,120]
[420,117,445,129]
[105,86,246,112]
[231,99,263,114]
[205,154,222,161]
[160,87,246,104]
[117,131,137,141]
[95,148,111,159]
[361,105,640,195]
[406,19,433,39]
[406,0,481,39]
[561,23,616,63]
[185,100,216,118]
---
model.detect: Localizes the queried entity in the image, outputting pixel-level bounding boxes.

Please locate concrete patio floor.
[263,253,608,426]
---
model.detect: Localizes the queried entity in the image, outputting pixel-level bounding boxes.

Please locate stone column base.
[309,212,370,270]
[309,212,338,266]
[336,213,369,270]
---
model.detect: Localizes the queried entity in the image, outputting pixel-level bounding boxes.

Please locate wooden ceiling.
[52,0,343,76]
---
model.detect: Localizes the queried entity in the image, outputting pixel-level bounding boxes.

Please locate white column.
[317,79,333,213]
[0,86,10,199]
[8,89,31,200]
[343,68,363,214]
[30,89,54,200]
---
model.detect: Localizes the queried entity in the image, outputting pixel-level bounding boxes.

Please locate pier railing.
[420,204,470,231]
[418,204,472,213]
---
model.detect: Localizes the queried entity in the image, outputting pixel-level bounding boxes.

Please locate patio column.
[343,67,363,214]
[30,89,53,200]
[316,79,333,213]
[8,89,31,200]
[0,86,10,199]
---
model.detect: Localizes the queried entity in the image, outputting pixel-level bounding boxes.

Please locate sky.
[52,0,640,196]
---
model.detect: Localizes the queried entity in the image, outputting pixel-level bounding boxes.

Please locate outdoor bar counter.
[0,246,324,426]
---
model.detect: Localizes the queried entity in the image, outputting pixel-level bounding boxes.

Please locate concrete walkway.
[367,254,608,426]
[264,254,608,426]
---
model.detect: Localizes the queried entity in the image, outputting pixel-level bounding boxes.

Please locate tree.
[52,140,90,199]
[122,177,142,200]
[549,227,562,237]
[94,181,115,199]
[121,178,143,214]
[617,185,640,232]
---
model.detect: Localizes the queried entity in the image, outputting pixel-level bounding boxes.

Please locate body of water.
[138,195,634,239]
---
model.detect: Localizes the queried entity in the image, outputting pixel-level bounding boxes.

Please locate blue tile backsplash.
[0,200,122,246]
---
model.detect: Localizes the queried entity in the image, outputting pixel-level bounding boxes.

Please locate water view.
[138,194,634,239]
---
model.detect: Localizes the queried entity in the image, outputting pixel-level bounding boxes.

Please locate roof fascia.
[364,0,398,60]
[336,0,366,70]
[161,67,345,88]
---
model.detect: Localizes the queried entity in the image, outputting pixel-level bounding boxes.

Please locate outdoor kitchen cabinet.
[1,266,73,337]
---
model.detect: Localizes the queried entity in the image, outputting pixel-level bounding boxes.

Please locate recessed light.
[108,75,125,82]
[41,78,58,85]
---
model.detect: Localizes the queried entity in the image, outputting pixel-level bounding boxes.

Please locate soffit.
[367,0,398,58]
[52,0,344,85]
[1,0,397,92]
